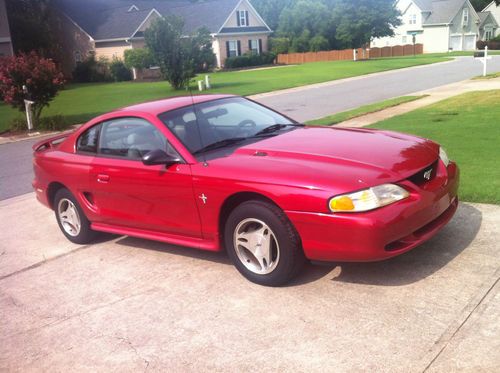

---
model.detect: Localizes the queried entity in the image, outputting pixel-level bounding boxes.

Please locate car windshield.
[158,97,297,156]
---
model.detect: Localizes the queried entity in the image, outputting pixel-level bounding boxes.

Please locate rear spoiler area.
[33,133,71,152]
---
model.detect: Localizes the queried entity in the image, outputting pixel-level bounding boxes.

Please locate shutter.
[258,39,263,54]
[245,11,249,26]
[226,41,230,58]
[237,41,241,56]
[248,40,252,52]
[236,11,240,26]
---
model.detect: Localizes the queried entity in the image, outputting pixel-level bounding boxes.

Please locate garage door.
[464,35,476,51]
[450,36,462,51]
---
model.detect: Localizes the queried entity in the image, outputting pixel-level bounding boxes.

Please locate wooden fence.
[276,44,424,64]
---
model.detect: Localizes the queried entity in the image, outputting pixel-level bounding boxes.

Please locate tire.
[54,188,97,244]
[224,200,305,286]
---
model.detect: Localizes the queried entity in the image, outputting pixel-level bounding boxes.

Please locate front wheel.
[224,200,305,286]
[54,188,98,244]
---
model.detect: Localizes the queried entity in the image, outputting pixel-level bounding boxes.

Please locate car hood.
[219,127,439,192]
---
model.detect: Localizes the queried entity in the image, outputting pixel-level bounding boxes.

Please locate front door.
[89,117,202,238]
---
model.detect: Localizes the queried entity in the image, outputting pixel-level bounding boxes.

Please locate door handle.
[97,174,110,183]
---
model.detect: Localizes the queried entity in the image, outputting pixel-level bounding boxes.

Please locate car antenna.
[188,82,208,167]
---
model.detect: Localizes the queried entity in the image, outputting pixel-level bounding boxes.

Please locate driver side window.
[98,118,172,161]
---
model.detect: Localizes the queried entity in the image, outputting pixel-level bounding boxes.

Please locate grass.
[0,55,449,132]
[368,90,500,204]
[306,95,426,125]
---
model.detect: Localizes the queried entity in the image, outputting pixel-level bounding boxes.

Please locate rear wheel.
[54,188,97,244]
[224,200,305,286]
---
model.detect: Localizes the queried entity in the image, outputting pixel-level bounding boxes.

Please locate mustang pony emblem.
[423,169,432,181]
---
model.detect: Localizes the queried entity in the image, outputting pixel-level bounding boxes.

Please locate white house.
[483,1,500,37]
[372,0,498,52]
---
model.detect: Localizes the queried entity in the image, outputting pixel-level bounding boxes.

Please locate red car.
[33,95,459,286]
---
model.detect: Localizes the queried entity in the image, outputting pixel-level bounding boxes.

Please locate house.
[482,1,500,37]
[371,0,498,52]
[0,0,14,56]
[55,0,272,70]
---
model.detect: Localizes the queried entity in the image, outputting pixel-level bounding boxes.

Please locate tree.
[0,52,64,126]
[470,0,500,11]
[145,16,215,89]
[124,48,155,70]
[332,0,402,48]
[251,0,295,31]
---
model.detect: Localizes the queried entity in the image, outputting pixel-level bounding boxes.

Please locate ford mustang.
[33,94,459,286]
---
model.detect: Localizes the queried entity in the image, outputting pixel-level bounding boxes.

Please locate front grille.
[408,160,438,186]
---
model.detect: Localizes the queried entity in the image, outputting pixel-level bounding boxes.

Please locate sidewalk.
[335,77,500,128]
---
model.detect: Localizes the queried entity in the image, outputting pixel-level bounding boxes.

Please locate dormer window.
[236,10,249,27]
[409,14,417,25]
[462,8,469,25]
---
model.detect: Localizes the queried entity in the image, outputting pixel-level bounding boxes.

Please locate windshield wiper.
[253,123,305,137]
[193,137,247,155]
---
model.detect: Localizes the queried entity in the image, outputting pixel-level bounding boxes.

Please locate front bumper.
[286,162,459,262]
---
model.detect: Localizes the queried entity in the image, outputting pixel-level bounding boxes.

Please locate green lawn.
[0,55,449,132]
[306,95,426,125]
[368,90,500,205]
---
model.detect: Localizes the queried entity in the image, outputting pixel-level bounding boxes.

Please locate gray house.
[372,0,498,52]
[0,0,14,56]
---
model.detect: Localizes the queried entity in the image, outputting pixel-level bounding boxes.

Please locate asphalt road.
[1,56,499,201]
[254,56,500,121]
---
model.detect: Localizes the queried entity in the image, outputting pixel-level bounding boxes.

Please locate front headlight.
[329,184,410,213]
[439,147,450,167]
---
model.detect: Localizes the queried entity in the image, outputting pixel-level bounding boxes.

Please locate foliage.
[0,52,64,125]
[477,40,500,50]
[251,0,295,31]
[145,16,215,90]
[269,37,291,54]
[9,115,70,132]
[72,53,111,83]
[124,48,155,69]
[309,35,330,52]
[469,0,500,11]
[290,30,312,52]
[109,59,132,82]
[331,0,402,48]
[224,52,276,69]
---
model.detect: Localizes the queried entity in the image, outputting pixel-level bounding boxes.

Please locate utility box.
[474,51,485,58]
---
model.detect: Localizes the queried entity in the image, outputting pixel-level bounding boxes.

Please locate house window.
[402,36,407,44]
[237,10,249,27]
[74,51,82,63]
[227,40,239,57]
[462,8,469,25]
[485,30,492,40]
[409,14,417,25]
[249,39,260,54]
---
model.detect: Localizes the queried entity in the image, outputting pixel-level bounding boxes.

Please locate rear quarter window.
[77,124,101,153]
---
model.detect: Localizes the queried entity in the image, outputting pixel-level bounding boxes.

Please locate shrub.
[477,40,500,50]
[109,58,132,81]
[309,35,330,52]
[72,53,111,83]
[9,115,72,132]
[124,48,155,69]
[0,51,64,126]
[269,37,290,54]
[224,52,276,69]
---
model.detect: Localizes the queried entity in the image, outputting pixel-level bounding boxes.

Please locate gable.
[219,0,271,33]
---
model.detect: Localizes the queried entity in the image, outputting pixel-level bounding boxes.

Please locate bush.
[477,40,500,50]
[309,35,330,52]
[72,53,111,83]
[0,51,64,126]
[269,37,290,54]
[109,59,132,82]
[9,115,71,132]
[124,48,155,69]
[224,52,276,69]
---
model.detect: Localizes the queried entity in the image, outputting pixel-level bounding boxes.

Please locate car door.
[89,116,202,239]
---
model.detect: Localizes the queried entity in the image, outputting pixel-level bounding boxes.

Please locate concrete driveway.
[1,194,499,372]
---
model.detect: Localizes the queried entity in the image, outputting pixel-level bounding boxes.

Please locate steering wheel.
[237,119,257,135]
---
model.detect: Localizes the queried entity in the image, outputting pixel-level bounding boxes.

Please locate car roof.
[117,94,236,116]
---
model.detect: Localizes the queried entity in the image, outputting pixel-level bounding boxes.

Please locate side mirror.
[142,149,181,166]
